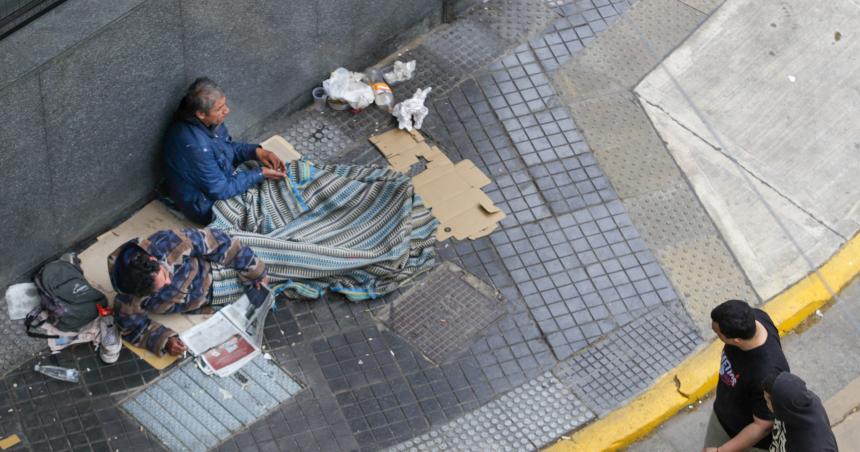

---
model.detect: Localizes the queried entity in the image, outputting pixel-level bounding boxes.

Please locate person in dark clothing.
[164,77,286,224]
[704,300,790,452]
[762,371,838,452]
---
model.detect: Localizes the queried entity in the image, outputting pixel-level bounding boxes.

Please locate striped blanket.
[208,160,438,303]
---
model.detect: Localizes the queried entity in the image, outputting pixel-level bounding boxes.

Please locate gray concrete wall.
[0,0,451,289]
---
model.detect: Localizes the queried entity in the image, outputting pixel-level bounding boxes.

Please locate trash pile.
[319,60,432,131]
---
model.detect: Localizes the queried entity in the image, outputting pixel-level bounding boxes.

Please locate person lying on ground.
[164,77,286,225]
[108,228,267,356]
[704,299,790,452]
[762,371,838,452]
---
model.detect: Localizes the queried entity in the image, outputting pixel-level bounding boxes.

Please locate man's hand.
[256,147,285,172]
[255,275,269,290]
[165,336,187,356]
[703,448,719,452]
[261,167,285,180]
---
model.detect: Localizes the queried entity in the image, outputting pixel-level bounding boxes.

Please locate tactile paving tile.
[568,94,684,198]
[656,235,760,334]
[624,0,705,59]
[478,44,561,120]
[376,262,507,364]
[493,202,680,359]
[279,109,356,163]
[676,0,725,14]
[122,355,302,451]
[494,371,595,447]
[529,155,618,215]
[467,0,561,45]
[551,14,658,99]
[553,303,701,414]
[421,19,510,77]
[501,107,586,165]
[624,181,714,249]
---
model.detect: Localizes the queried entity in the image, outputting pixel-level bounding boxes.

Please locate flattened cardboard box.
[370,129,505,240]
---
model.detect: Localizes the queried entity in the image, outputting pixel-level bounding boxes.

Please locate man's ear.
[195,110,206,121]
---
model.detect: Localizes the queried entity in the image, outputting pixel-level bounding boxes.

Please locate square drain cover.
[122,355,302,451]
[377,262,507,364]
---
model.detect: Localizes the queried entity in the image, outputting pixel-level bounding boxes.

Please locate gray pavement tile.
[529,156,618,215]
[289,293,376,342]
[478,44,561,119]
[494,201,680,359]
[467,0,561,45]
[623,181,714,249]
[376,262,507,365]
[553,303,701,414]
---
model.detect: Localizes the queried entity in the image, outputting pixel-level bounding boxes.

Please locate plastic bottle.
[365,68,394,111]
[34,363,80,383]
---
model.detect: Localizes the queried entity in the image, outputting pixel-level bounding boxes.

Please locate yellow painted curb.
[546,232,860,452]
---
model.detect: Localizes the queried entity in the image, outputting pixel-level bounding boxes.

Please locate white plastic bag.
[383,60,417,85]
[392,87,432,131]
[322,68,374,109]
[5,282,41,320]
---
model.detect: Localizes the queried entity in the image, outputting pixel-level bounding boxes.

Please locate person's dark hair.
[761,371,782,394]
[710,299,756,340]
[122,251,160,297]
[175,77,225,122]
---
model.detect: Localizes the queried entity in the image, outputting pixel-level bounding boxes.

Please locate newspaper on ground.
[179,285,273,377]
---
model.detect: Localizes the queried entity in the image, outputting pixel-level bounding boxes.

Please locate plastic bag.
[5,282,41,320]
[392,87,432,131]
[322,68,374,109]
[383,60,417,85]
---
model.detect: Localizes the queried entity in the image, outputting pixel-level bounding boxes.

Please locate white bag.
[322,68,374,109]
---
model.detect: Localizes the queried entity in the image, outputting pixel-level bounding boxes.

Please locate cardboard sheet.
[0,435,20,450]
[369,129,505,240]
[260,135,302,162]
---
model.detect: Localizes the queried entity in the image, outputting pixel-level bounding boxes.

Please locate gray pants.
[705,411,769,452]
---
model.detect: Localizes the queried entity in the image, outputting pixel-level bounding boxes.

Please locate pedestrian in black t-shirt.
[704,299,790,452]
[763,371,838,452]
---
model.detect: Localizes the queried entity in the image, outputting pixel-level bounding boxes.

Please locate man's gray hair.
[176,77,225,122]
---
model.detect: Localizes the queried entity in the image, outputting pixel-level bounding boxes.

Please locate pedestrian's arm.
[716,415,773,452]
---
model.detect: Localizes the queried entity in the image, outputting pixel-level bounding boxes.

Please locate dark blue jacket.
[164,120,263,224]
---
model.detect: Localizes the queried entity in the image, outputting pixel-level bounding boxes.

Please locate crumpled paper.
[383,60,417,85]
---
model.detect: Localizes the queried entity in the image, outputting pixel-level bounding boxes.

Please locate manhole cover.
[376,262,507,364]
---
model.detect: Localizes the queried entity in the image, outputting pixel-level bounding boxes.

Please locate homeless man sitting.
[108,227,267,356]
[164,77,286,225]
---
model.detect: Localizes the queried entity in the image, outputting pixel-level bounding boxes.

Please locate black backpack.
[25,255,106,337]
